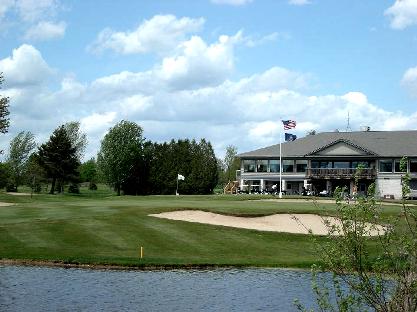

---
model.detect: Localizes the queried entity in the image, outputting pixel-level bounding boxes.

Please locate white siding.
[376,177,402,199]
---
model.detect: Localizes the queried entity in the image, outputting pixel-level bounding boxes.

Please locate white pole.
[279,128,283,198]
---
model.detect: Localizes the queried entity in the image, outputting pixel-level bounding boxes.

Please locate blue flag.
[285,133,297,141]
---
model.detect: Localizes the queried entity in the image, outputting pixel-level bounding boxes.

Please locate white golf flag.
[177,174,185,181]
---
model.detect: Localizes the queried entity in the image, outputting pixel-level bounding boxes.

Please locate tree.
[6,131,36,191]
[79,158,98,189]
[64,121,87,161]
[296,158,417,311]
[37,125,79,194]
[146,139,218,195]
[26,153,47,193]
[0,73,10,154]
[223,145,240,182]
[0,162,11,189]
[97,120,144,196]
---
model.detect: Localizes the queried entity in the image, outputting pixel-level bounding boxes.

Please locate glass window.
[410,160,417,173]
[269,160,280,173]
[243,160,256,172]
[352,161,370,169]
[320,161,331,168]
[333,162,350,169]
[296,160,307,172]
[283,160,294,173]
[311,161,319,169]
[256,160,268,172]
[379,160,393,173]
[394,159,404,173]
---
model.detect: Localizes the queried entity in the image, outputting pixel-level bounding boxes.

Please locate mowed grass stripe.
[0,189,409,268]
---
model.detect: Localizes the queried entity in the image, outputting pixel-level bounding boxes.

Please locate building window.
[379,159,393,173]
[352,161,370,168]
[410,159,417,173]
[269,160,280,173]
[283,160,294,173]
[319,161,332,168]
[243,160,256,172]
[333,161,350,169]
[311,161,319,168]
[394,159,405,173]
[256,160,268,172]
[296,160,307,172]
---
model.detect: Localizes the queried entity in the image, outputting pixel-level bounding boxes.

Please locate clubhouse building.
[237,130,417,199]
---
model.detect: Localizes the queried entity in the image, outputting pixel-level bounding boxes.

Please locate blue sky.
[1,0,417,159]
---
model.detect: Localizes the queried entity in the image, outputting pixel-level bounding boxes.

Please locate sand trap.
[149,210,385,236]
[6,192,33,196]
[0,202,14,207]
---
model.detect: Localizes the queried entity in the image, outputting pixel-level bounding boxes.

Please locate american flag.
[282,120,296,130]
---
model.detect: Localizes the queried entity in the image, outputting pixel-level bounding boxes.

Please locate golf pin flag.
[177,174,185,181]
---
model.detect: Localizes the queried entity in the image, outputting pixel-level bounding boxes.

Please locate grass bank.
[0,187,408,269]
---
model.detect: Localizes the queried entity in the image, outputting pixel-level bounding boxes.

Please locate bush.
[6,184,17,192]
[68,183,80,194]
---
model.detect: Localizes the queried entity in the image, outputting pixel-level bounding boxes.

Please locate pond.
[0,265,322,311]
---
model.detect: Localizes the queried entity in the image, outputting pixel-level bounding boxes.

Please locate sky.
[1,0,417,160]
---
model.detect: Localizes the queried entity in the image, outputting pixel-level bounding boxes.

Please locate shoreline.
[0,258,309,272]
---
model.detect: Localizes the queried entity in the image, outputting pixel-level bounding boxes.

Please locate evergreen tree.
[147,139,218,195]
[37,125,79,194]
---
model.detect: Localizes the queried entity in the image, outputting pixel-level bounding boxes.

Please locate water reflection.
[0,266,318,312]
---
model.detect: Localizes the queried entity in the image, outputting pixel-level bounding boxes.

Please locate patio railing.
[306,168,376,179]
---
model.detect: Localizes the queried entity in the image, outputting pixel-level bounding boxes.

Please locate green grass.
[0,186,410,269]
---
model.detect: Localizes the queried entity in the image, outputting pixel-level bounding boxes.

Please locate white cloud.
[24,20,66,41]
[385,0,417,29]
[15,0,59,22]
[156,33,238,89]
[2,35,417,161]
[401,66,417,96]
[210,0,253,6]
[0,0,66,42]
[0,44,52,87]
[80,112,117,135]
[288,0,311,6]
[88,15,205,55]
[0,0,14,21]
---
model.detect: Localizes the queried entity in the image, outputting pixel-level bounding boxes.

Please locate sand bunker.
[0,202,14,207]
[6,192,33,196]
[149,210,384,236]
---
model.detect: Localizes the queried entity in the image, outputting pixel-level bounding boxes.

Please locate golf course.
[0,186,412,269]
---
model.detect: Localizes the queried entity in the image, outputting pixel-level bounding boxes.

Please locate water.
[0,266,319,312]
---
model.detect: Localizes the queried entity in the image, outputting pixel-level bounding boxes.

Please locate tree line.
[0,72,238,195]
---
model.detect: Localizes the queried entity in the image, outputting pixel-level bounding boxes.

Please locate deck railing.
[306,168,376,179]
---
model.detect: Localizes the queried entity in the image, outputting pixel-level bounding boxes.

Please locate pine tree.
[37,125,79,194]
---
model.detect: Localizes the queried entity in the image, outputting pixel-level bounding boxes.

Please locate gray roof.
[238,130,417,158]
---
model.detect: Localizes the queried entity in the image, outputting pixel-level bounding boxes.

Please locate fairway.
[0,188,407,269]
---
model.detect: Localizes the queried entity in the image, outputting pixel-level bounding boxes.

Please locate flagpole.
[176,174,179,196]
[279,128,282,198]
